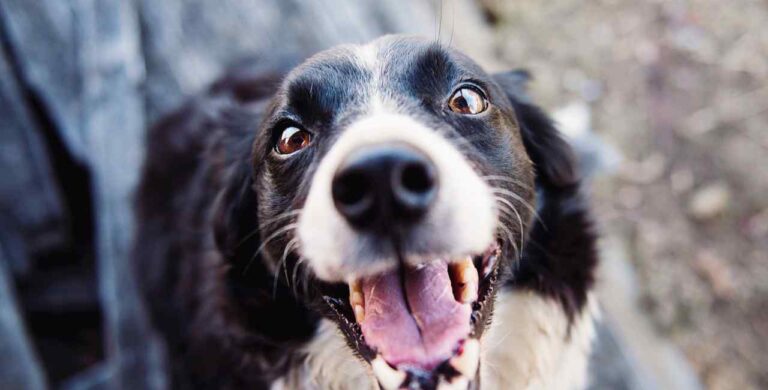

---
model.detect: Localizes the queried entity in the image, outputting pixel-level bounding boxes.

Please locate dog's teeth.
[349,280,365,322]
[371,356,406,390]
[353,304,365,323]
[437,376,470,390]
[350,291,364,306]
[459,280,478,303]
[450,339,480,378]
[349,279,362,294]
[450,257,479,303]
[482,247,500,277]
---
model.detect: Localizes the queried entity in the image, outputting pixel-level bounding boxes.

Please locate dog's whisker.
[499,215,525,260]
[273,238,300,298]
[235,228,261,249]
[494,196,526,257]
[243,222,298,277]
[235,209,302,249]
[259,209,303,231]
[496,217,522,262]
[496,223,520,262]
[292,257,309,298]
[490,188,536,214]
[491,187,548,231]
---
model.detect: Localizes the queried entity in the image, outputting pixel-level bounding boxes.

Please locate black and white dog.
[134,35,599,389]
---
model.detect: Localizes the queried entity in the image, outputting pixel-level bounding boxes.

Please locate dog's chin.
[320,242,502,390]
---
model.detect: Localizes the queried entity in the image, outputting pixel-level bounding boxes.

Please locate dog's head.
[217,35,576,389]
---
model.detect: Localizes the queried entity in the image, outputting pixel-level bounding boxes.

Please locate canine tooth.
[349,279,362,294]
[459,278,478,303]
[437,376,470,390]
[371,356,406,390]
[482,255,496,277]
[482,247,501,277]
[450,257,479,303]
[349,280,365,323]
[350,291,364,306]
[450,339,480,378]
[457,257,479,283]
[353,304,365,323]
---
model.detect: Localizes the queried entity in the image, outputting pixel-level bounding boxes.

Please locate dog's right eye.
[448,86,488,115]
[275,126,312,156]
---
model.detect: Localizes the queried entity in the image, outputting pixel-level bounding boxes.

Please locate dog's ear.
[493,71,597,321]
[212,155,260,269]
[493,70,578,190]
[213,141,260,274]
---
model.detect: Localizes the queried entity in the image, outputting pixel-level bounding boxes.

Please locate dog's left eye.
[448,86,488,115]
[275,126,312,155]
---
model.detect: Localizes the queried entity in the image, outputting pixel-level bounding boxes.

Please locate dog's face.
[250,36,535,389]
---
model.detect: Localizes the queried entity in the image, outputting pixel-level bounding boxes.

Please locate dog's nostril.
[391,158,437,220]
[332,169,375,224]
[333,170,368,206]
[399,161,435,195]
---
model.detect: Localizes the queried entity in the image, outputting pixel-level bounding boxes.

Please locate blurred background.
[0,0,765,389]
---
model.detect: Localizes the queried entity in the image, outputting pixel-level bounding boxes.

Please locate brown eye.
[275,126,312,155]
[448,87,488,115]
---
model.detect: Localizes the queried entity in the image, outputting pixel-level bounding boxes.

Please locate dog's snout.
[331,145,437,230]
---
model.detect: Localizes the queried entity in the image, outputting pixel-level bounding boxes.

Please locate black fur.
[134,39,597,388]
[135,72,319,389]
[494,71,597,321]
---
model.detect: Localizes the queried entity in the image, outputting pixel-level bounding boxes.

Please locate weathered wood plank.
[73,0,167,387]
[0,17,68,279]
[2,0,169,386]
[0,0,88,163]
[0,245,47,390]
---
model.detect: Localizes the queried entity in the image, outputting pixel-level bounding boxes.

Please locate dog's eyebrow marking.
[356,41,379,72]
[353,40,394,115]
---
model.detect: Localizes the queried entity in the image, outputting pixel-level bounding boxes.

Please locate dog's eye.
[448,87,488,115]
[275,126,312,155]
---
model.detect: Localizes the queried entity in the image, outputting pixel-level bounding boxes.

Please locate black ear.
[493,70,579,190]
[212,155,261,273]
[210,135,320,352]
[492,70,597,323]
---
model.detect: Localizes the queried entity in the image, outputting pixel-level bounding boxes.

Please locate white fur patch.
[481,291,599,390]
[297,113,497,281]
[271,320,375,390]
[351,39,395,115]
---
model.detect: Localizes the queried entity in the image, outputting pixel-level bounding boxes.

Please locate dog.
[134,35,599,390]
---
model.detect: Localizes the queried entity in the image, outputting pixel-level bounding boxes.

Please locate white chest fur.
[272,291,598,390]
[480,291,598,390]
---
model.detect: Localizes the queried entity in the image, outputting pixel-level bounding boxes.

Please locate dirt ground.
[481,1,768,389]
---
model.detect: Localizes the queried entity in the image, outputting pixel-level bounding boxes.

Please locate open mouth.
[324,243,501,389]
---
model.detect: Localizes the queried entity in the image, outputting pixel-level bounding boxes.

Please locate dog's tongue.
[360,260,471,370]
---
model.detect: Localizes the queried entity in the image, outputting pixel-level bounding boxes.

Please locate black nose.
[332,145,438,231]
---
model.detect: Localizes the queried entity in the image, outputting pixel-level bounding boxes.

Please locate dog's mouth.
[323,243,501,389]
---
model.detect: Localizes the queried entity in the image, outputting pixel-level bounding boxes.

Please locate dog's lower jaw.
[272,290,598,390]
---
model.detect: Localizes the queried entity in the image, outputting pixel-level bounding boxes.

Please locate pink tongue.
[360,260,471,370]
